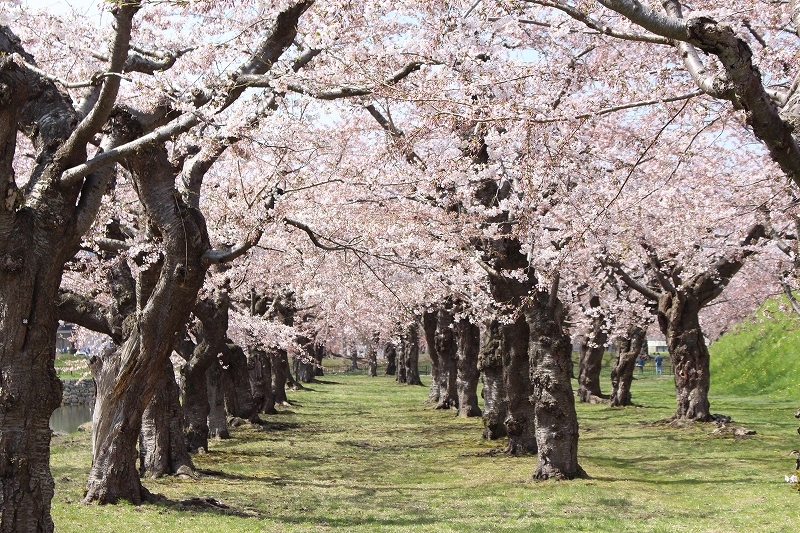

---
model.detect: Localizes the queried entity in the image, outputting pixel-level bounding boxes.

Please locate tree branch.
[60,2,140,166]
[608,262,661,301]
[284,218,347,251]
[201,229,264,265]
[221,0,315,112]
[523,0,672,44]
[56,289,118,343]
[245,60,425,100]
[61,112,201,187]
[597,0,800,186]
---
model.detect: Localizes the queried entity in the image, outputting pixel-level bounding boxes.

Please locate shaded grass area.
[52,375,799,532]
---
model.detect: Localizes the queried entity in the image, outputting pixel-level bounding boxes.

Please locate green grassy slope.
[709,299,800,400]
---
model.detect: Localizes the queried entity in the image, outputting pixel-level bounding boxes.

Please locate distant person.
[655,354,663,375]
[636,356,645,374]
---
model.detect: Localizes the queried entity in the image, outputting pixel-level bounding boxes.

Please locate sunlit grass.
[51,374,799,532]
[710,298,800,400]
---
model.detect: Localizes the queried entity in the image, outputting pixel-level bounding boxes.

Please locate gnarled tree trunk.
[0,265,64,531]
[528,285,585,480]
[271,349,291,406]
[433,309,458,409]
[220,343,259,422]
[295,336,317,383]
[403,322,423,386]
[248,347,276,414]
[384,342,397,376]
[502,315,536,455]
[396,336,407,384]
[84,110,212,504]
[658,292,711,421]
[0,9,135,527]
[139,359,194,478]
[423,310,441,402]
[578,296,608,403]
[456,318,481,418]
[206,361,230,440]
[479,319,507,440]
[610,325,646,407]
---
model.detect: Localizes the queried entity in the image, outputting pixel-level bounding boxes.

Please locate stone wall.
[61,378,96,406]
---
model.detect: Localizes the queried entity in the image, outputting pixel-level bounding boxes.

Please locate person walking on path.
[654,354,663,376]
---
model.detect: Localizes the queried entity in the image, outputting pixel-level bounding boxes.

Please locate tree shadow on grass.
[148,495,260,518]
[588,474,759,485]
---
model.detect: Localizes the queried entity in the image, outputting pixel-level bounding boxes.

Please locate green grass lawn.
[50,373,800,532]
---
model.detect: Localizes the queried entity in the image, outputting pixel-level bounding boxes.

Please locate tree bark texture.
[610,325,646,407]
[384,342,397,376]
[396,336,407,384]
[179,292,229,453]
[501,315,537,455]
[220,343,259,422]
[206,362,230,440]
[478,320,507,440]
[455,318,482,418]
[271,349,291,406]
[527,290,585,480]
[578,296,608,403]
[248,347,276,414]
[613,226,763,421]
[84,111,212,504]
[0,11,136,526]
[658,292,711,421]
[402,322,423,386]
[423,310,442,403]
[312,344,325,376]
[294,336,317,383]
[139,359,194,478]
[433,309,458,409]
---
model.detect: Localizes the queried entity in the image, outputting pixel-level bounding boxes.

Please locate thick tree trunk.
[312,344,325,376]
[433,309,458,409]
[366,341,378,378]
[610,325,646,407]
[578,338,607,402]
[206,362,230,440]
[396,336,407,383]
[0,267,63,532]
[271,349,291,406]
[248,347,276,414]
[182,357,213,452]
[0,10,134,527]
[478,320,507,440]
[423,310,442,402]
[295,336,317,383]
[502,315,537,455]
[84,105,213,503]
[350,346,359,370]
[384,342,397,376]
[220,343,259,422]
[85,341,154,505]
[294,356,316,383]
[403,322,423,386]
[139,359,194,478]
[578,297,608,403]
[456,318,482,418]
[658,292,711,421]
[528,290,585,480]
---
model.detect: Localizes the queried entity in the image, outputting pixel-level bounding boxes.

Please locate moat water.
[50,405,93,433]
